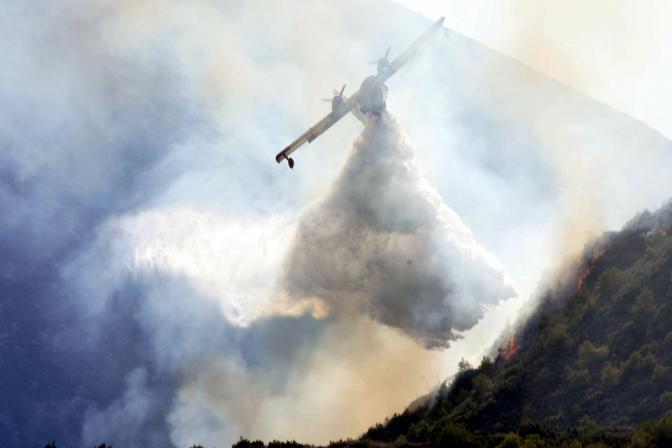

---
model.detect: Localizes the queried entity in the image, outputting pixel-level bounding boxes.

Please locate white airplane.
[275,17,446,169]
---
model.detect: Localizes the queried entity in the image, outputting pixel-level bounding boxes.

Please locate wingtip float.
[275,17,446,169]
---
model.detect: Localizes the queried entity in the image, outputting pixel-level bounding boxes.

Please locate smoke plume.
[2,1,672,447]
[280,114,515,348]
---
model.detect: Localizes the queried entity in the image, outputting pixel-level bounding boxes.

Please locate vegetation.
[233,212,672,447]
[355,220,672,445]
[232,413,672,448]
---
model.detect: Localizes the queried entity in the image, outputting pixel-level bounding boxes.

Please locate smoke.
[625,199,672,234]
[61,115,512,445]
[65,207,310,327]
[396,0,672,138]
[2,0,672,447]
[81,369,170,448]
[166,316,445,446]
[279,114,515,348]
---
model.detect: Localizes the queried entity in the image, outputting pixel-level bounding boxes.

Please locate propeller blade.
[339,84,346,96]
[321,98,332,102]
[384,46,391,58]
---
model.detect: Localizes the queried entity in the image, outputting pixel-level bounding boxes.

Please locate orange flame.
[575,265,592,293]
[503,336,519,361]
[575,249,604,293]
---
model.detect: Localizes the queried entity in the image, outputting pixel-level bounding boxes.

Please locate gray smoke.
[4,1,671,446]
[625,199,672,234]
[280,114,516,348]
[81,368,169,448]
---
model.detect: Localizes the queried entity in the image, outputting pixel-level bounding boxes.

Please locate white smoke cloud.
[64,205,331,329]
[280,114,516,347]
[113,207,304,326]
[3,0,672,447]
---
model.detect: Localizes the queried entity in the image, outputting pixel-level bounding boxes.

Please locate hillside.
[361,201,672,446]
[235,201,672,447]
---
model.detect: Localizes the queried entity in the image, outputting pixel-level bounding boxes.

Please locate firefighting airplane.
[275,17,445,169]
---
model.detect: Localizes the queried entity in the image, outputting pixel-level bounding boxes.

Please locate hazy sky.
[395,0,672,138]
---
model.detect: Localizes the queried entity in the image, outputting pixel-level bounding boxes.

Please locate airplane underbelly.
[358,77,388,115]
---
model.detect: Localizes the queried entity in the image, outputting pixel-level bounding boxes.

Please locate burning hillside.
[575,248,605,294]
[342,199,672,446]
[501,336,519,361]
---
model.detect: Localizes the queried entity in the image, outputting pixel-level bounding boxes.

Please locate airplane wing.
[275,91,360,167]
[342,93,368,126]
[380,17,445,83]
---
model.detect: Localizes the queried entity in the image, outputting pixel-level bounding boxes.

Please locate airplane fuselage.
[358,75,388,115]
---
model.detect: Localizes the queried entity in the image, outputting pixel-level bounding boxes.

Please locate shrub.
[595,267,627,299]
[522,434,547,448]
[540,320,573,353]
[632,288,657,318]
[408,420,431,441]
[600,362,621,388]
[578,340,609,370]
[621,350,657,382]
[631,414,672,447]
[268,441,305,448]
[496,432,523,448]
[651,363,671,386]
[233,438,265,448]
[473,373,495,399]
[567,367,591,389]
[659,391,672,408]
[436,422,476,447]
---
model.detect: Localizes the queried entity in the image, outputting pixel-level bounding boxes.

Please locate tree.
[496,432,522,448]
[436,423,476,447]
[577,340,609,371]
[631,414,672,447]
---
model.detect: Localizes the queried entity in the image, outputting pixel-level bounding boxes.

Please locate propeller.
[322,84,347,102]
[368,46,391,64]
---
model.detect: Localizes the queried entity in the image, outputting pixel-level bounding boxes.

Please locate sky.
[0,1,671,447]
[395,0,672,138]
